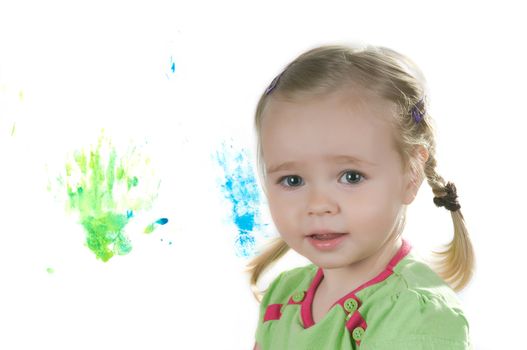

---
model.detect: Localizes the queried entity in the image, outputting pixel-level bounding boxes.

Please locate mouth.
[306,232,348,250]
[307,232,348,240]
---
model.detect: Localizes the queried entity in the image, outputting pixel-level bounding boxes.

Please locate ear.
[402,145,429,205]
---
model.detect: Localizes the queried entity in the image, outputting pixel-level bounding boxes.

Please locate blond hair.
[245,44,474,302]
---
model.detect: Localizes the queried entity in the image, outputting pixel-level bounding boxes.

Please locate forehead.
[260,89,400,170]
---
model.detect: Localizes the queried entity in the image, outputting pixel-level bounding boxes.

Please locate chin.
[307,255,356,269]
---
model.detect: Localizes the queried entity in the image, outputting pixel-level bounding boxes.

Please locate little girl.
[246,44,474,349]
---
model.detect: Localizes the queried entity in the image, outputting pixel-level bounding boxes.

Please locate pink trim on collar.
[263,303,283,322]
[301,265,324,328]
[346,311,368,345]
[301,239,412,328]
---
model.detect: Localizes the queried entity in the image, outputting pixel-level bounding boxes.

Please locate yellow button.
[343,298,358,313]
[352,327,365,341]
[292,291,305,302]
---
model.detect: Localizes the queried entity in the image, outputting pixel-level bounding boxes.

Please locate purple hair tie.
[264,72,283,95]
[411,98,425,123]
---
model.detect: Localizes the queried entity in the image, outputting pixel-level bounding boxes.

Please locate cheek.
[350,191,399,231]
[267,187,295,210]
[267,193,299,234]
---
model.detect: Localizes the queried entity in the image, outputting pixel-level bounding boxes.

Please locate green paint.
[144,223,155,234]
[61,130,159,262]
[81,212,131,260]
[46,267,54,274]
[11,123,15,136]
[127,176,139,190]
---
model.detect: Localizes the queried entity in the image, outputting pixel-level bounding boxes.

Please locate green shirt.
[255,240,471,349]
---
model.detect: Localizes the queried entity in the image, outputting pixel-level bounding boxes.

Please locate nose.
[307,187,339,216]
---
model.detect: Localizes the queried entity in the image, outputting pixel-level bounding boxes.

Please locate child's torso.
[255,240,471,350]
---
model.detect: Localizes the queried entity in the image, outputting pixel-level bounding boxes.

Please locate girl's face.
[260,89,419,269]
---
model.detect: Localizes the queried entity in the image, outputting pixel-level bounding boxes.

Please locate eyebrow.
[266,155,377,174]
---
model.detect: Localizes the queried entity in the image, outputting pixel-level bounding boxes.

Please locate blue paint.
[165,56,176,80]
[126,210,134,218]
[144,217,169,234]
[214,141,264,257]
[156,218,168,225]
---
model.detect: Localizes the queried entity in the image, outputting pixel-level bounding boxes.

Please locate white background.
[1,0,525,349]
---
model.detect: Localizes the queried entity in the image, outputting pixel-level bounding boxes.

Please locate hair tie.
[265,73,283,95]
[411,98,425,123]
[433,182,461,212]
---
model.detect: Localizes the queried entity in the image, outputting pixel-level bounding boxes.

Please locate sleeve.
[254,271,286,346]
[361,289,471,350]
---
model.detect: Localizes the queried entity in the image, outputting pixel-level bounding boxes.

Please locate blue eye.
[278,175,303,188]
[340,170,365,184]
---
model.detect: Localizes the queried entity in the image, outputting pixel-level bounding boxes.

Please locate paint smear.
[144,217,169,234]
[170,56,176,74]
[165,56,176,80]
[46,267,54,274]
[160,238,173,245]
[214,141,264,257]
[0,86,22,137]
[57,130,160,262]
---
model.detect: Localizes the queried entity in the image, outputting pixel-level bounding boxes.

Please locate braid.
[423,153,475,291]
